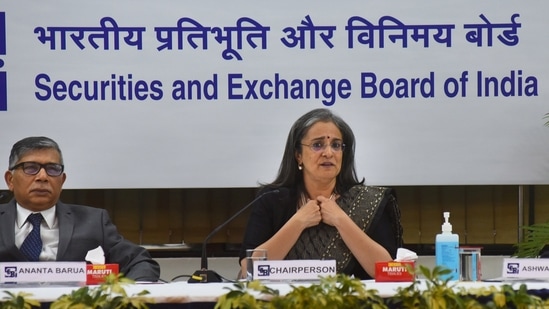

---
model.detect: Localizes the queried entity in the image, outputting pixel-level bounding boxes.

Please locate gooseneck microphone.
[0,191,8,202]
[188,188,283,283]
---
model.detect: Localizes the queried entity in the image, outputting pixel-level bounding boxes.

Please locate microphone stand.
[188,189,280,283]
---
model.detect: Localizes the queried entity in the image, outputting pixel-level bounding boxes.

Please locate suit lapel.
[0,200,27,259]
[56,202,74,259]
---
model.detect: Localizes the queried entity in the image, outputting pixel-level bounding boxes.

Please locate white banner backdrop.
[1,0,548,188]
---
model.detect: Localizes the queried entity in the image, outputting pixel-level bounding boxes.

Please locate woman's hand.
[256,198,323,262]
[317,195,346,227]
[294,199,322,228]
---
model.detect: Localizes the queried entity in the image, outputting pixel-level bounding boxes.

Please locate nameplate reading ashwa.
[253,259,336,281]
[0,262,87,283]
[502,258,549,280]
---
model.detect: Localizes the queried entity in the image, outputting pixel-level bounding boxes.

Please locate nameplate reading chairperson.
[253,259,336,281]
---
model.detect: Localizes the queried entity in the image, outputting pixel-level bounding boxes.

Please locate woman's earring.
[298,164,303,170]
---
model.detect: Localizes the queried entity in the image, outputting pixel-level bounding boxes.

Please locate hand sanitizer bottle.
[435,212,459,280]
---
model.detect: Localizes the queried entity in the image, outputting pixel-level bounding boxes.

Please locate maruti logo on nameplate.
[0,262,87,283]
[254,259,336,281]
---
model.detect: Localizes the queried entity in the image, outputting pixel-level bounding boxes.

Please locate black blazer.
[0,200,160,282]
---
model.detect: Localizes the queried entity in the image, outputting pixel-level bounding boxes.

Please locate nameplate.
[502,258,549,279]
[86,264,119,285]
[0,262,87,284]
[252,259,336,281]
[375,261,415,282]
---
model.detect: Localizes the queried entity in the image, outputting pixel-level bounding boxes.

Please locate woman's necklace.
[298,191,336,210]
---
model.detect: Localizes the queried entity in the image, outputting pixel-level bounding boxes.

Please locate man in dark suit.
[1,136,160,282]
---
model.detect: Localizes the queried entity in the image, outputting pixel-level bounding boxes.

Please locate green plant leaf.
[48,274,151,309]
[514,222,549,257]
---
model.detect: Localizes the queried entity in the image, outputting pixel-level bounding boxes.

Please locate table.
[1,279,548,308]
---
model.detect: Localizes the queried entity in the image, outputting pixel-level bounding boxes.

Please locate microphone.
[188,188,284,283]
[0,191,8,202]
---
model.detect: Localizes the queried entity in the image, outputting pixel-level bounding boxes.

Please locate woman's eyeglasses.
[9,161,64,177]
[301,141,345,152]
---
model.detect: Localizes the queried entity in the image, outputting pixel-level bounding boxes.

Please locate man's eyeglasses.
[9,162,64,177]
[301,141,345,152]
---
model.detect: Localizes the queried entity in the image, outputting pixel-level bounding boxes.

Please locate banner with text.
[1,0,548,188]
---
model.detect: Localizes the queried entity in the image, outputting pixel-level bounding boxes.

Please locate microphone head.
[270,187,291,203]
[260,187,289,200]
[275,187,289,196]
[0,191,8,202]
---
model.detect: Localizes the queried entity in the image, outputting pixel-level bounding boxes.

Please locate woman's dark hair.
[264,108,364,195]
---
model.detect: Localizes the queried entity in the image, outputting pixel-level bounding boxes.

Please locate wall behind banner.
[1,0,549,189]
[1,184,545,256]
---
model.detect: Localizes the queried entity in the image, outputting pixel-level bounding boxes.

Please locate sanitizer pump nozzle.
[442,211,452,233]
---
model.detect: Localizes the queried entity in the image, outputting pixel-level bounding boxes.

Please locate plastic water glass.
[246,249,267,281]
[459,247,482,281]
